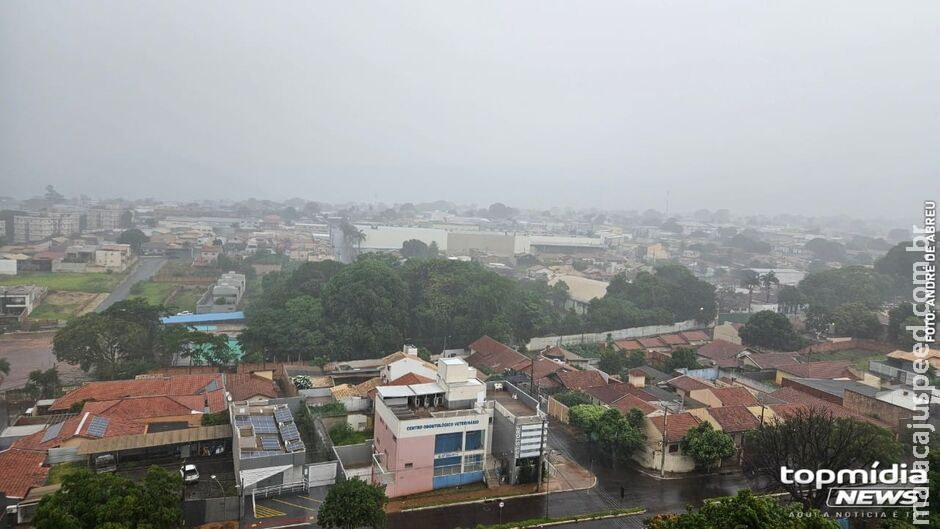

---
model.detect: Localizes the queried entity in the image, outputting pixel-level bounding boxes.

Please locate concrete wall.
[182,497,240,526]
[0,260,16,275]
[546,397,570,424]
[801,339,895,355]
[305,461,338,487]
[527,320,704,350]
[446,232,515,257]
[51,261,87,273]
[843,389,913,432]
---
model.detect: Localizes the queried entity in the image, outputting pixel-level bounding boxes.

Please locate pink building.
[372,358,493,497]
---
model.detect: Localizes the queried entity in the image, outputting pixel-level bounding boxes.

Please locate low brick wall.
[800,338,895,355]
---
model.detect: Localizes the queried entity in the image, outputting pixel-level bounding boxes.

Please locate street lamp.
[209,475,225,496]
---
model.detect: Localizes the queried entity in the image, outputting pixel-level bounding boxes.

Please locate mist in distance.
[1,1,937,222]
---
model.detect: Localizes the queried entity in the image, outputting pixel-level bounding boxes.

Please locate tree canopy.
[797,266,891,310]
[569,404,645,463]
[743,407,902,509]
[117,229,150,253]
[679,421,736,471]
[830,302,882,339]
[33,466,183,529]
[738,311,802,350]
[317,478,388,529]
[645,490,839,529]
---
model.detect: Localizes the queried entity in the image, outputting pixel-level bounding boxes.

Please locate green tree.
[53,312,149,379]
[777,285,805,314]
[887,303,914,344]
[553,391,592,407]
[797,266,891,310]
[760,271,779,302]
[680,421,736,471]
[739,311,802,350]
[569,403,607,433]
[317,478,388,529]
[183,332,237,367]
[743,407,903,509]
[804,305,832,336]
[645,490,839,529]
[831,302,882,339]
[739,270,760,311]
[24,367,61,399]
[875,241,921,296]
[665,347,700,371]
[33,466,183,529]
[598,347,625,375]
[804,238,846,262]
[0,357,9,388]
[117,228,150,253]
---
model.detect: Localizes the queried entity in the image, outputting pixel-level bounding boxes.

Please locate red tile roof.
[531,357,573,379]
[769,387,873,423]
[583,383,633,404]
[658,334,687,346]
[695,340,748,368]
[628,368,646,377]
[467,336,530,373]
[387,373,434,386]
[638,337,666,348]
[613,339,643,351]
[708,387,759,407]
[226,373,279,401]
[650,412,701,443]
[611,394,657,415]
[680,330,711,342]
[666,375,712,392]
[554,369,607,390]
[776,361,857,380]
[708,406,760,432]
[79,392,226,421]
[50,374,223,412]
[0,448,49,499]
[13,413,147,450]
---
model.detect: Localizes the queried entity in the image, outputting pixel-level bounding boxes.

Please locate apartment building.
[94,244,132,272]
[13,216,55,243]
[86,208,125,231]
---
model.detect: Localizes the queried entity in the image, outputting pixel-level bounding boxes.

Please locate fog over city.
[2,1,938,219]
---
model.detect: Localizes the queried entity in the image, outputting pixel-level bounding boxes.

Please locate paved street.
[387,419,767,529]
[95,256,167,312]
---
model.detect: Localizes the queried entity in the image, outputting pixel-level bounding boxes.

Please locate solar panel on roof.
[86,417,110,438]
[260,436,280,450]
[285,440,305,452]
[279,423,300,441]
[40,422,64,443]
[274,407,293,423]
[250,416,277,433]
[234,415,251,428]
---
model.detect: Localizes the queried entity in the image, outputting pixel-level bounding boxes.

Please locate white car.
[180,464,200,484]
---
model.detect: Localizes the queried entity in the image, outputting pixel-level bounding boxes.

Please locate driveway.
[95,256,167,312]
[241,486,326,529]
[386,419,767,529]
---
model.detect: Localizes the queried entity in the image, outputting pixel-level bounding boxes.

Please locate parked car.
[180,464,200,484]
[95,454,117,474]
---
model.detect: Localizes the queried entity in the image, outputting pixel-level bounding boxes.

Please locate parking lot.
[241,485,327,529]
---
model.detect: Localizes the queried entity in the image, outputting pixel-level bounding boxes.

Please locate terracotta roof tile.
[554,369,607,390]
[746,352,805,369]
[680,330,711,342]
[638,337,666,348]
[708,387,759,407]
[613,339,643,351]
[708,406,760,432]
[226,373,279,401]
[0,448,49,499]
[467,336,530,373]
[776,361,857,380]
[658,334,688,346]
[649,412,701,443]
[50,374,223,412]
[387,373,434,386]
[583,383,633,404]
[666,375,712,392]
[696,340,748,362]
[611,394,657,415]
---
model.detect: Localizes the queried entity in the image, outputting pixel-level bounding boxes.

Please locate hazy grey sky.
[1,1,937,218]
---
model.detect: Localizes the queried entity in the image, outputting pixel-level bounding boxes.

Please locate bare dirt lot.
[0,331,89,390]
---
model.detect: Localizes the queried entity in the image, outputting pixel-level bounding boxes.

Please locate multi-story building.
[487,381,548,485]
[196,272,246,314]
[372,358,494,497]
[94,243,132,272]
[0,285,47,320]
[85,208,125,231]
[13,215,55,243]
[55,213,82,236]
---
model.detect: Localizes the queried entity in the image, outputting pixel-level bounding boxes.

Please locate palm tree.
[760,271,779,302]
[0,357,9,388]
[741,274,760,312]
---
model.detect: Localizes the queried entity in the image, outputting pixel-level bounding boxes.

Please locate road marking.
[254,504,287,518]
[272,497,319,511]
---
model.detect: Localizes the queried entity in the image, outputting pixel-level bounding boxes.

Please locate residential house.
[0,285,47,320]
[94,243,132,272]
[540,346,589,368]
[775,361,859,385]
[695,340,751,369]
[665,375,713,402]
[635,412,700,473]
[466,336,530,376]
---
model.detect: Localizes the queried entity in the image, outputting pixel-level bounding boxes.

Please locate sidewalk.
[386,452,596,513]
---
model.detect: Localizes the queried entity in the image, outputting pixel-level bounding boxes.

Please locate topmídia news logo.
[780,464,929,508]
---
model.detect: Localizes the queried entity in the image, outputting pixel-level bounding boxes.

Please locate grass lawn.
[808,348,887,371]
[129,281,175,306]
[29,291,100,321]
[46,462,86,485]
[164,286,204,312]
[0,271,123,293]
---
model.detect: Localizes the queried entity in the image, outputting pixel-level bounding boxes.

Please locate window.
[404,463,413,469]
[465,430,484,450]
[435,432,463,454]
[668,443,679,453]
[433,456,462,476]
[463,453,484,472]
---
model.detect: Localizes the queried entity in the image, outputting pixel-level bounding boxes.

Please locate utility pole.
[660,404,670,478]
